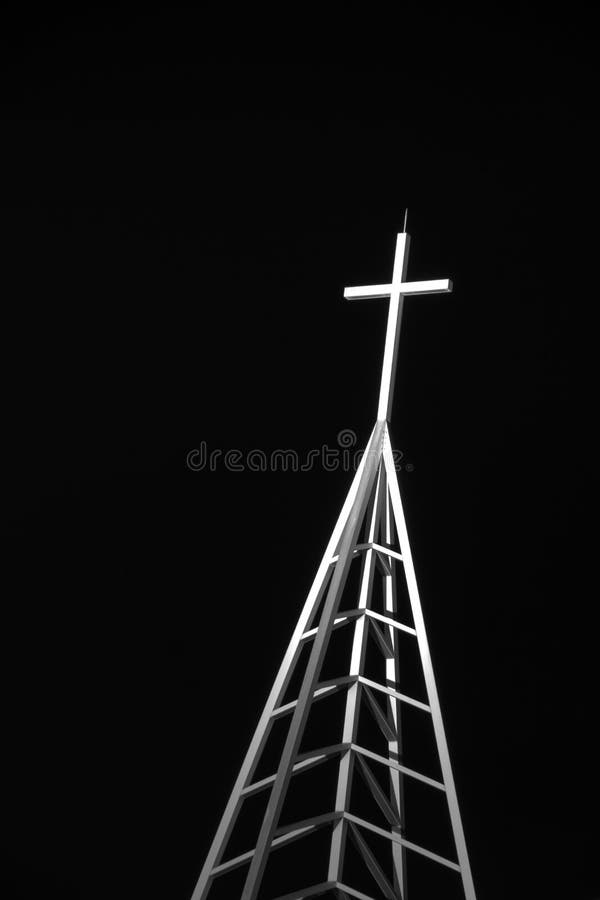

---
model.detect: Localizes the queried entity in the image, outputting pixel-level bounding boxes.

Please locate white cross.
[344,230,452,422]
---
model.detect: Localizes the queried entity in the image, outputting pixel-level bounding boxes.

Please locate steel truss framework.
[190,231,477,899]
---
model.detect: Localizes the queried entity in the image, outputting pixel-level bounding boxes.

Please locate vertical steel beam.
[328,463,387,881]
[240,422,386,900]
[383,473,408,899]
[190,425,381,900]
[383,428,477,900]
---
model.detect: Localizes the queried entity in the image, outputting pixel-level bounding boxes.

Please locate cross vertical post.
[377,232,410,422]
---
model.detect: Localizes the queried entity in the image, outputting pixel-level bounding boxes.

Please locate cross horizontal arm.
[344,278,452,301]
[344,283,393,300]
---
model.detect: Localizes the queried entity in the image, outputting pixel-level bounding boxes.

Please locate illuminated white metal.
[241,423,386,900]
[384,480,407,898]
[329,541,403,566]
[344,278,452,300]
[383,430,477,899]
[344,811,462,873]
[344,234,452,422]
[190,230,477,900]
[190,425,380,900]
[328,466,387,883]
[351,743,445,791]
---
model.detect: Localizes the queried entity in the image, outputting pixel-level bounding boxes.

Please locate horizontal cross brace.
[242,737,443,799]
[357,675,430,713]
[343,812,461,873]
[361,542,403,562]
[329,542,403,566]
[364,608,416,637]
[272,676,427,721]
[210,825,312,877]
[275,810,342,838]
[271,677,353,719]
[210,812,340,878]
[300,609,415,643]
[212,805,459,881]
[344,279,452,301]
[351,743,445,791]
[241,743,348,797]
[300,610,362,642]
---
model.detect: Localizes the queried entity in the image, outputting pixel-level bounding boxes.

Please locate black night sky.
[1,9,598,900]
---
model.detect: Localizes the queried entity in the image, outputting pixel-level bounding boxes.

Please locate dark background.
[1,8,598,899]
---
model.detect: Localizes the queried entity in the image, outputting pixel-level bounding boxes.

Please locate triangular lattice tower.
[190,229,478,899]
